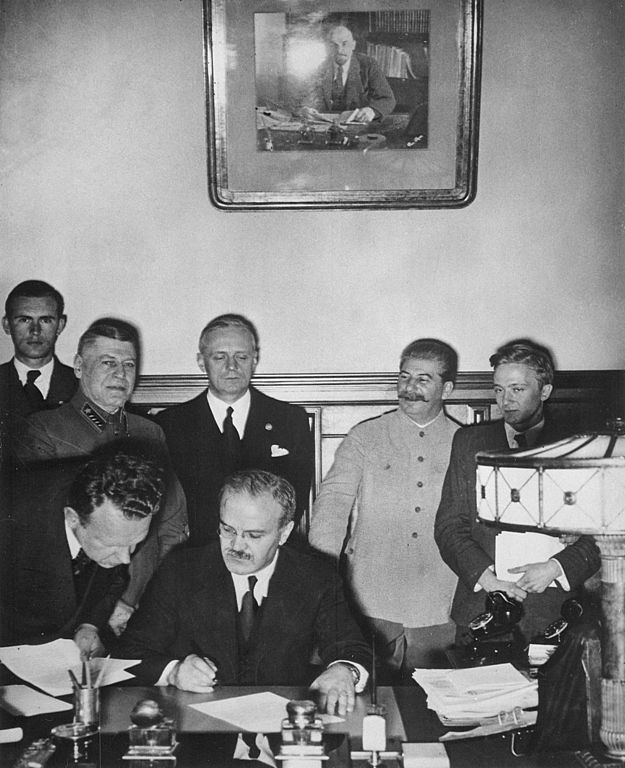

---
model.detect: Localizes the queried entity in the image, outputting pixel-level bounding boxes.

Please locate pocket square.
[271,444,289,457]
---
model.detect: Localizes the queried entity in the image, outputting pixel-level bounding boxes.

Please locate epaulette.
[81,402,106,432]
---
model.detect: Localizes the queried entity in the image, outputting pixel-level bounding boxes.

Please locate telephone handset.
[533,598,584,643]
[468,591,524,639]
[466,591,525,663]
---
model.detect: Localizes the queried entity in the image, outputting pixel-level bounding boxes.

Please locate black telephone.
[466,591,525,663]
[532,598,584,644]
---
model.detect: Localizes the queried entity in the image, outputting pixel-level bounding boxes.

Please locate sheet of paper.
[189,691,342,732]
[448,663,531,693]
[0,685,73,717]
[403,742,450,768]
[495,531,564,585]
[412,664,537,723]
[0,639,139,697]
[0,727,23,744]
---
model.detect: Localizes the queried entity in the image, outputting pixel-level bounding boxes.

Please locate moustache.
[399,393,426,402]
[227,549,251,560]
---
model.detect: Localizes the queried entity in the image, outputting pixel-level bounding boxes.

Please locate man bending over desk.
[119,470,371,716]
[0,446,164,655]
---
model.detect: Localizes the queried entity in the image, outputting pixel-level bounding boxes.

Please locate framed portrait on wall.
[204,0,482,210]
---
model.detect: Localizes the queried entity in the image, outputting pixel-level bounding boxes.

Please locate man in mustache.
[119,470,371,716]
[309,339,460,676]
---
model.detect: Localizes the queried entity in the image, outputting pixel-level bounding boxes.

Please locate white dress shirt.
[13,357,54,399]
[207,389,251,437]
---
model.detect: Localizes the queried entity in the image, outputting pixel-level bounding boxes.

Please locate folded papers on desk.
[190,692,343,733]
[0,685,72,717]
[0,639,138,697]
[412,663,538,738]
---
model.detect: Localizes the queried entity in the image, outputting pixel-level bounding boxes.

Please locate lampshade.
[476,431,625,534]
[475,421,625,761]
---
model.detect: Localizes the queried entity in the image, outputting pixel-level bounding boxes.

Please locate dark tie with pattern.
[515,432,528,449]
[239,575,258,643]
[72,549,91,578]
[24,369,45,410]
[222,406,242,474]
[331,66,345,111]
[72,549,93,601]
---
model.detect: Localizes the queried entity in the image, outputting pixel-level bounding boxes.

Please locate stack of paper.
[0,639,138,697]
[412,663,538,725]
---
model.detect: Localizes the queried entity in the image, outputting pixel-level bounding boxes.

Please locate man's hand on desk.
[299,106,323,121]
[167,654,218,692]
[509,559,562,594]
[309,663,356,717]
[343,107,376,123]
[74,624,106,658]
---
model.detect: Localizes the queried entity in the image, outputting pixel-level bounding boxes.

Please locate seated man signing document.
[119,470,371,716]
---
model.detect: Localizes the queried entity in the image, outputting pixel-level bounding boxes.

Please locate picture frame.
[204,0,482,210]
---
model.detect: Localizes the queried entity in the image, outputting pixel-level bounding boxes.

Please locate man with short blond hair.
[156,314,313,546]
[435,340,600,644]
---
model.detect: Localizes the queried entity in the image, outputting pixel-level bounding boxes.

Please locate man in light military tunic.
[309,339,459,674]
[14,318,188,636]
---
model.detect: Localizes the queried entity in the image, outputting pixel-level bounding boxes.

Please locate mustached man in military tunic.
[13,318,188,637]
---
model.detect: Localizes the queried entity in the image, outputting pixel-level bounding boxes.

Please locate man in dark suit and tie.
[435,341,600,644]
[119,470,371,716]
[1,280,77,426]
[301,24,396,123]
[156,314,313,546]
[0,446,164,656]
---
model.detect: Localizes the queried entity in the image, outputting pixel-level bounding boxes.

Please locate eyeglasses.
[217,521,267,541]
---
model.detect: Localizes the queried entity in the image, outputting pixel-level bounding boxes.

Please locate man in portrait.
[301,24,396,123]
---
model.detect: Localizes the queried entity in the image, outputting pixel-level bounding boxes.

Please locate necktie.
[24,369,45,410]
[72,549,91,578]
[515,432,528,449]
[331,66,345,111]
[72,549,93,601]
[239,575,258,643]
[222,406,242,473]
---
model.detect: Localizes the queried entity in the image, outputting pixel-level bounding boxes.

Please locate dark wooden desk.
[0,684,585,767]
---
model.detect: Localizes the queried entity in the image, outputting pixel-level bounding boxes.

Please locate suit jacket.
[311,53,396,117]
[156,387,313,545]
[0,459,127,645]
[434,418,600,640]
[0,357,77,417]
[13,390,188,607]
[118,542,371,686]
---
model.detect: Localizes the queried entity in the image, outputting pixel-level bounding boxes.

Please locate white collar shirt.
[64,520,82,559]
[229,550,279,611]
[207,388,251,437]
[504,418,545,449]
[13,357,54,399]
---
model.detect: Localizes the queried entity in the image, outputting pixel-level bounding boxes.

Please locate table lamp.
[476,419,625,761]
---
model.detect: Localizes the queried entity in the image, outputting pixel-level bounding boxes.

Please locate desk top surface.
[0,684,585,768]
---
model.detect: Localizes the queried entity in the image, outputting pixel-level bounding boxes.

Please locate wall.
[1,0,623,375]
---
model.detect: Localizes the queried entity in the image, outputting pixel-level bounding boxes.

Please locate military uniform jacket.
[310,409,459,626]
